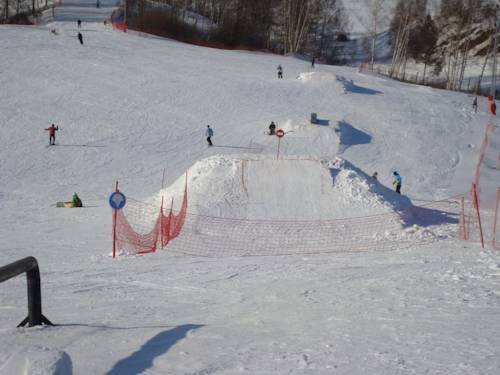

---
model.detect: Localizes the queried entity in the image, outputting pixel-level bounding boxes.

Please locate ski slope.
[0,2,500,373]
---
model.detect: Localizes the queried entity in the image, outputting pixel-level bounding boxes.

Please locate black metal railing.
[0,256,53,327]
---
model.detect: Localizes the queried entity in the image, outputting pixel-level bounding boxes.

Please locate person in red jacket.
[45,124,59,145]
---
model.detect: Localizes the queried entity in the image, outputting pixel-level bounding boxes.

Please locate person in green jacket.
[72,193,83,207]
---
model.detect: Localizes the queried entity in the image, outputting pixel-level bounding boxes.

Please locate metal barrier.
[0,256,53,327]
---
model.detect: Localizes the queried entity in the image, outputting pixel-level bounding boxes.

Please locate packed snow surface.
[0,1,500,374]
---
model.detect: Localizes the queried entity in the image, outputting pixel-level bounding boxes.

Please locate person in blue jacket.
[206,125,213,146]
[392,171,402,194]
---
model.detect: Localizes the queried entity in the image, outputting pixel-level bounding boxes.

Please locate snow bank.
[0,346,72,375]
[157,154,410,220]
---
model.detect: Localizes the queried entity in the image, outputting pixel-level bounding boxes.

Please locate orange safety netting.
[115,194,461,257]
[112,182,188,256]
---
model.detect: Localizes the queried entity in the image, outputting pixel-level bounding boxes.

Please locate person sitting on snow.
[372,171,378,180]
[72,193,83,207]
[269,121,276,135]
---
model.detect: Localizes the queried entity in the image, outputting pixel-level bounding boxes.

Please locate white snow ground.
[0,2,500,374]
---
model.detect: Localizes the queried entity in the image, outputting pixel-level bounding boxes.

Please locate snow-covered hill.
[0,1,499,373]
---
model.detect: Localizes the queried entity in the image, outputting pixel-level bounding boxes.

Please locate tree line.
[125,0,349,60]
[388,0,496,91]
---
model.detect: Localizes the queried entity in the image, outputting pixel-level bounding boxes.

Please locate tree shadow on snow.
[336,75,383,95]
[106,324,204,375]
[335,120,371,153]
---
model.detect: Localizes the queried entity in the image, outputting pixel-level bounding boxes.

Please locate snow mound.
[157,155,411,220]
[0,346,72,375]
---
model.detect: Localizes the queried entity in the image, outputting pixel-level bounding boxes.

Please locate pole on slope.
[275,129,285,160]
[112,181,119,258]
[472,183,485,249]
[160,196,164,249]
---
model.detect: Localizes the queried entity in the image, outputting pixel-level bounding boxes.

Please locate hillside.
[0,2,499,373]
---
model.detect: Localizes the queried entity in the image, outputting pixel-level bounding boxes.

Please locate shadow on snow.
[106,324,204,375]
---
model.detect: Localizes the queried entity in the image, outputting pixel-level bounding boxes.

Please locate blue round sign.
[109,191,126,209]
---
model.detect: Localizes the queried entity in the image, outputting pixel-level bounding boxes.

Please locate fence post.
[472,183,485,248]
[112,181,119,258]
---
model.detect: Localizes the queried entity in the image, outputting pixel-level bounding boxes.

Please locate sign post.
[276,129,285,160]
[109,183,127,258]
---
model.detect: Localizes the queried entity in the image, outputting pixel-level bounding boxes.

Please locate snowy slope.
[0,1,500,374]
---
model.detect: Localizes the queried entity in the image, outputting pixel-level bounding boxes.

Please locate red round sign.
[276,129,285,138]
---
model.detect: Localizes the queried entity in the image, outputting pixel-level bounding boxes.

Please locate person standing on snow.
[45,123,59,145]
[372,171,378,180]
[206,125,214,146]
[78,32,84,45]
[77,19,82,28]
[392,171,402,194]
[472,96,478,113]
[277,65,283,79]
[311,56,316,69]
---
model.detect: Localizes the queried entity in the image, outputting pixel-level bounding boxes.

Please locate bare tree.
[369,0,384,66]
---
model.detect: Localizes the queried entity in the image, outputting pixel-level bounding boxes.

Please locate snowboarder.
[77,19,81,28]
[206,125,213,146]
[45,123,59,145]
[268,121,276,135]
[72,193,83,207]
[78,32,83,45]
[472,96,478,113]
[392,171,402,194]
[277,65,283,79]
[311,56,315,69]
[372,171,378,180]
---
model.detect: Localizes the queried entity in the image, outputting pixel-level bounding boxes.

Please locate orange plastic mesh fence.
[115,194,461,257]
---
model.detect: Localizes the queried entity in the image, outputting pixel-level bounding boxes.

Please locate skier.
[206,125,213,146]
[96,0,100,8]
[77,19,81,28]
[72,193,83,207]
[277,65,283,79]
[472,96,478,113]
[311,56,315,69]
[372,171,378,180]
[45,123,59,145]
[78,32,83,45]
[268,121,276,135]
[392,171,402,194]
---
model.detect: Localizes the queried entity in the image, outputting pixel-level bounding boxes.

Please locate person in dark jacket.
[78,32,83,45]
[277,65,283,79]
[77,19,81,28]
[268,121,276,135]
[472,96,478,113]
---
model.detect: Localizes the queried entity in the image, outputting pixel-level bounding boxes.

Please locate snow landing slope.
[158,155,410,220]
[0,2,500,374]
